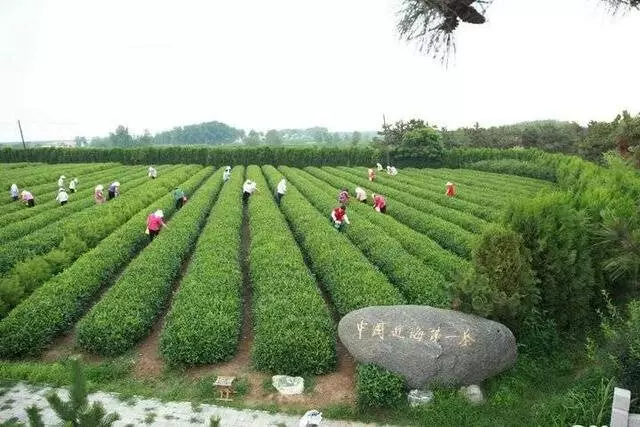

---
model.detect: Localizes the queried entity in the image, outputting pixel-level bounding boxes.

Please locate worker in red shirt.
[330,205,350,231]
[372,193,387,214]
[146,209,168,240]
[446,181,456,197]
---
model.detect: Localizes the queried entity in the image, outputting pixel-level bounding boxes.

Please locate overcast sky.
[1,0,639,141]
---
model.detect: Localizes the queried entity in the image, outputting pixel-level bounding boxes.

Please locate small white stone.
[272,375,304,395]
[407,389,434,407]
[460,385,484,405]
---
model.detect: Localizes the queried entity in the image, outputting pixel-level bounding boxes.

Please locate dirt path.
[132,250,195,378]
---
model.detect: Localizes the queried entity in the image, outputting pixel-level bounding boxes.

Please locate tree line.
[373,111,640,165]
[75,123,375,149]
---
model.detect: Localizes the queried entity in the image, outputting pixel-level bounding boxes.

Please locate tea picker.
[242,179,257,203]
[9,184,19,201]
[330,205,350,231]
[56,188,69,206]
[275,178,287,205]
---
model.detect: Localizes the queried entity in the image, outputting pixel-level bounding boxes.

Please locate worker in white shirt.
[275,178,287,206]
[376,163,383,171]
[223,166,231,182]
[57,175,66,188]
[355,186,367,203]
[242,180,257,203]
[388,166,398,176]
[56,188,69,206]
[69,178,78,193]
[148,166,157,179]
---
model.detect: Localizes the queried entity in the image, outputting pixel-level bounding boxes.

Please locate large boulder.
[338,305,517,388]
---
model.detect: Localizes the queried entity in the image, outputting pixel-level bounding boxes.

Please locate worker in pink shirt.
[21,190,35,207]
[95,185,106,204]
[372,193,387,214]
[146,209,168,240]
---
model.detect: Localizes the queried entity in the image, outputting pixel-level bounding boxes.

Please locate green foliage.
[159,168,244,365]
[466,159,556,181]
[356,364,406,410]
[454,226,538,332]
[325,167,477,258]
[300,166,471,281]
[153,121,244,145]
[76,169,222,356]
[264,129,283,145]
[26,405,44,427]
[517,309,561,358]
[0,168,211,358]
[336,166,492,230]
[0,145,384,168]
[247,166,336,375]
[618,301,640,409]
[282,167,451,306]
[0,166,188,320]
[394,126,445,165]
[109,125,134,148]
[261,166,405,315]
[26,358,120,427]
[504,191,597,333]
[594,205,640,295]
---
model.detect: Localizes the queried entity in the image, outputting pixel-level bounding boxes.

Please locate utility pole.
[382,114,390,165]
[17,120,26,149]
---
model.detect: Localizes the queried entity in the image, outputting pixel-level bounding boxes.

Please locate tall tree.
[109,125,134,148]
[351,131,362,146]
[244,130,262,146]
[265,129,283,145]
[74,136,88,147]
[136,129,153,146]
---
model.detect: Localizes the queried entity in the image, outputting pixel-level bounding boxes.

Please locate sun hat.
[154,210,164,218]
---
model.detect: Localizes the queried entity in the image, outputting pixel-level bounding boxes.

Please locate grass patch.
[233,377,250,397]
[143,412,156,424]
[0,343,610,426]
[303,376,316,393]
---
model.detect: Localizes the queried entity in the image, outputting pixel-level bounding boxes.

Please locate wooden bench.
[214,376,236,401]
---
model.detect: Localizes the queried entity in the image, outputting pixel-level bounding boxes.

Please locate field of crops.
[0,162,552,401]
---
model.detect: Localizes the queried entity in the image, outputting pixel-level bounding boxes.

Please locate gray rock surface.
[338,305,517,388]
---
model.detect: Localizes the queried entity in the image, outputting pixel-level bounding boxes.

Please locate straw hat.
[154,210,164,218]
